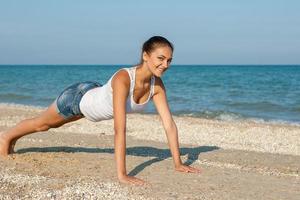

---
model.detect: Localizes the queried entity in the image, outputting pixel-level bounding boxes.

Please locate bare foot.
[0,133,12,157]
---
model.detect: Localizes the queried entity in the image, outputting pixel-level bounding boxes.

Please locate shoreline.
[1,102,299,126]
[1,103,299,156]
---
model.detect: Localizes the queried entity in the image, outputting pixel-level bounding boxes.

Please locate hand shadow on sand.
[16,145,219,176]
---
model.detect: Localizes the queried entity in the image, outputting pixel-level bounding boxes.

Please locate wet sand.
[0,104,299,199]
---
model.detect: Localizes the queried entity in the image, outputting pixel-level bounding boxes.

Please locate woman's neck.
[135,63,152,84]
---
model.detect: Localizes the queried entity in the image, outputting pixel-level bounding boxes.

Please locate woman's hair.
[140,36,174,64]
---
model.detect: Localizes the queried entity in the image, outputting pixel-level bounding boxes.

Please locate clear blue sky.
[0,0,299,65]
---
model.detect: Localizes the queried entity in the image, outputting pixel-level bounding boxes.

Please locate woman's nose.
[163,60,169,68]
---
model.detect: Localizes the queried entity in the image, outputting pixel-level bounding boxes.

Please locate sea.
[0,65,300,124]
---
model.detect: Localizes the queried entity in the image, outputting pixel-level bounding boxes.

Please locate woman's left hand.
[175,164,201,173]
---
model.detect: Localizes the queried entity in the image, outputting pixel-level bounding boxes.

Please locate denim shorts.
[55,81,102,119]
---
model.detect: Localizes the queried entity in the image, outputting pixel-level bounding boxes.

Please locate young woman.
[0,36,201,185]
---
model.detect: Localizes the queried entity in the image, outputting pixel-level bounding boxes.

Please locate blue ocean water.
[0,65,300,124]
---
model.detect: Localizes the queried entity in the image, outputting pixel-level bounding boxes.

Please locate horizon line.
[1,64,300,66]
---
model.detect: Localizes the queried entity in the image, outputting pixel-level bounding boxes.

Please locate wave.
[0,102,46,110]
[0,93,32,100]
[224,101,287,112]
[175,110,300,126]
[175,110,244,122]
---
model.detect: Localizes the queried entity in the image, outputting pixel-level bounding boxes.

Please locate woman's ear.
[142,52,148,62]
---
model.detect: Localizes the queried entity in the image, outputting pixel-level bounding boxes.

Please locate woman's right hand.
[118,175,147,186]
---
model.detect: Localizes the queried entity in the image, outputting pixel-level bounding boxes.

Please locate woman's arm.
[112,71,146,185]
[152,77,201,173]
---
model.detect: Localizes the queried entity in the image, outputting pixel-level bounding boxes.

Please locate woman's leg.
[0,102,83,157]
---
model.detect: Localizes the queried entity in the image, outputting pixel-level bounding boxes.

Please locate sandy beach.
[0,104,299,199]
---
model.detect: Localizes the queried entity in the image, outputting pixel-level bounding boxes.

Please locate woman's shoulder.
[111,69,131,90]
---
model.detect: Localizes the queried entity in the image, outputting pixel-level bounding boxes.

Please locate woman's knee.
[33,116,69,131]
[21,113,79,133]
[35,124,51,132]
[24,118,51,132]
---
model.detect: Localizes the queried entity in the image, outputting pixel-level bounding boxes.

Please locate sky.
[0,0,299,65]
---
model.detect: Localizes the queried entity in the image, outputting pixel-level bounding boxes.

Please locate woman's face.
[143,46,173,77]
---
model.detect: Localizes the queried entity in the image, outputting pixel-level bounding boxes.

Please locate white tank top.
[79,66,155,122]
